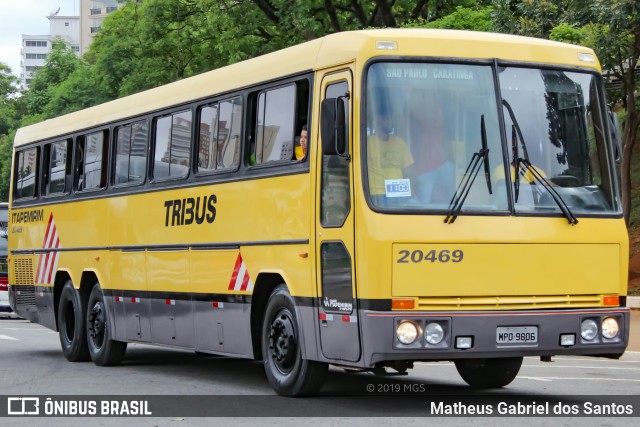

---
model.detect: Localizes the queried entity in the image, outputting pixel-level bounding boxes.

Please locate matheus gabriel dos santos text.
[430,401,634,416]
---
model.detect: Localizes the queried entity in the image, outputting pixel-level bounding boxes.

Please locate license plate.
[496,326,538,345]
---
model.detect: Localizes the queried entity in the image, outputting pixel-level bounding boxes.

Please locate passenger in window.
[295,125,308,160]
[367,106,414,207]
[409,105,455,205]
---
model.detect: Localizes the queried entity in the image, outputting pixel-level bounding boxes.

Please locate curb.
[629,296,640,309]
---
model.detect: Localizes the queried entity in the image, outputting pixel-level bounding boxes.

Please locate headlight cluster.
[395,319,449,347]
[580,316,621,342]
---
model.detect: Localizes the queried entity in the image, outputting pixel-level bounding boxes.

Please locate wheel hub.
[268,311,296,373]
[88,302,105,346]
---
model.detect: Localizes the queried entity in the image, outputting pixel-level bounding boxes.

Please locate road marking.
[518,376,552,382]
[0,334,18,341]
[520,377,640,382]
[523,364,640,371]
[553,356,640,363]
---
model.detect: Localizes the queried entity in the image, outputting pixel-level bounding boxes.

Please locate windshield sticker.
[385,179,411,198]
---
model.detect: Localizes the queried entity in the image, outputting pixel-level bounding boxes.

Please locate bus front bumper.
[360,307,630,366]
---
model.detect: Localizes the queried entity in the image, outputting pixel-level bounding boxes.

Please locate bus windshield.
[364,62,618,216]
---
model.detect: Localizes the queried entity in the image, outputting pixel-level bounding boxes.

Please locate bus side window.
[152,110,192,181]
[114,121,148,186]
[77,130,108,191]
[249,79,310,165]
[250,83,294,165]
[14,147,39,200]
[43,139,71,196]
[196,96,242,174]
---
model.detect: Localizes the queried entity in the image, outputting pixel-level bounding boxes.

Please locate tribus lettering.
[164,195,216,227]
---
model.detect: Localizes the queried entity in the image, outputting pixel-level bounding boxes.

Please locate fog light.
[455,336,473,349]
[424,322,444,345]
[601,317,619,339]
[396,321,419,345]
[560,334,576,346]
[581,319,598,341]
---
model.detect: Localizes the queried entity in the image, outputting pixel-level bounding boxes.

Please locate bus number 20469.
[397,249,464,264]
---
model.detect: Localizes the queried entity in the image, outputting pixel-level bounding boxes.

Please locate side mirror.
[608,109,622,162]
[321,96,349,156]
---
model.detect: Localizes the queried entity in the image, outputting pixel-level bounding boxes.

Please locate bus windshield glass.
[364,62,618,216]
[499,67,617,214]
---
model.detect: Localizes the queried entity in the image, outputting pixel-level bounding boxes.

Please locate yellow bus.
[8,29,630,395]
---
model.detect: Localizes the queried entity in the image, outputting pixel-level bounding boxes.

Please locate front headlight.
[581,319,598,341]
[424,322,444,345]
[396,321,419,345]
[601,317,619,339]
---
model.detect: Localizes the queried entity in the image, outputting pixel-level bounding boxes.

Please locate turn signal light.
[602,295,619,306]
[392,299,415,310]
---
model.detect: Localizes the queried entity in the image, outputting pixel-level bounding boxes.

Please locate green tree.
[24,38,83,118]
[403,5,494,31]
[0,62,20,136]
[0,62,22,201]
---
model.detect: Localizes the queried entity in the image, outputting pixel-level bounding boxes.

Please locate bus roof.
[14,29,599,147]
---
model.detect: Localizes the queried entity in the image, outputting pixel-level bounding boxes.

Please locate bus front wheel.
[261,284,328,396]
[86,283,127,366]
[57,280,90,362]
[454,357,523,388]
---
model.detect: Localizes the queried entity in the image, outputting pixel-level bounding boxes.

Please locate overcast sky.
[0,0,78,77]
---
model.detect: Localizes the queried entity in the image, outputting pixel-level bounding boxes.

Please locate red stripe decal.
[228,254,243,290]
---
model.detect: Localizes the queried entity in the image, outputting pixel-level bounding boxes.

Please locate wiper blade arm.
[481,115,493,195]
[519,158,579,225]
[444,147,489,224]
[511,124,520,203]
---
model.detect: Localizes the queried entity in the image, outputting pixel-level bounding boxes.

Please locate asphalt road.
[0,314,638,426]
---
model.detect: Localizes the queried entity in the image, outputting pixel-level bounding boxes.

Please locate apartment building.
[21,13,81,89]
[80,0,124,54]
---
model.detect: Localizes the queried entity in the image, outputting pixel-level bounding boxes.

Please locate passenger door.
[315,69,361,362]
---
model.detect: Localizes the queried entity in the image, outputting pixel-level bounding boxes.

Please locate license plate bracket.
[496,326,538,345]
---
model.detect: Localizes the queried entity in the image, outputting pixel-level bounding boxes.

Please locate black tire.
[57,280,90,362]
[262,284,328,396]
[454,357,523,388]
[86,282,127,366]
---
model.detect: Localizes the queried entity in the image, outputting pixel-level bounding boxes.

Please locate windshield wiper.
[444,116,492,224]
[502,100,578,225]
[518,158,579,225]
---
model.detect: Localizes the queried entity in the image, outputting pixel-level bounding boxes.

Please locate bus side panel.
[191,249,253,356]
[147,249,194,347]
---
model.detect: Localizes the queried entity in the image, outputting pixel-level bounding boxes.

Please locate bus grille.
[13,258,34,285]
[15,285,36,306]
[416,294,603,310]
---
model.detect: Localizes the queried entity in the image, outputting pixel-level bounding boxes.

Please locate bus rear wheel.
[454,357,523,388]
[86,283,127,366]
[262,284,328,396]
[57,280,90,362]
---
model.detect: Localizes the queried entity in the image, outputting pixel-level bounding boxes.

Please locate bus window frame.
[150,106,193,184]
[13,146,41,202]
[250,82,298,167]
[194,94,244,177]
[42,138,72,199]
[111,117,150,190]
[75,129,110,195]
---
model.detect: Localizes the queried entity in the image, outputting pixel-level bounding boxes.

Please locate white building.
[21,13,80,89]
[80,0,124,54]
